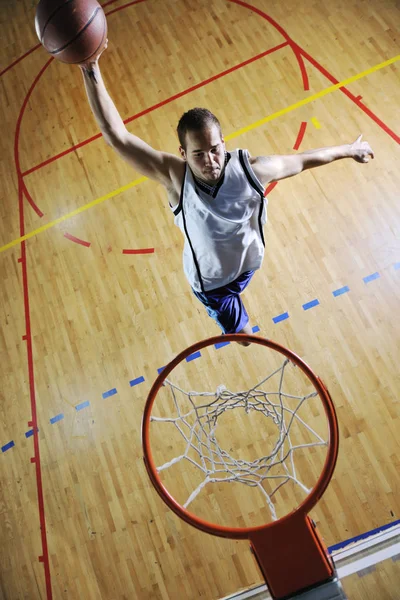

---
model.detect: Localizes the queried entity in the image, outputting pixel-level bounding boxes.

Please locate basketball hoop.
[142,334,339,599]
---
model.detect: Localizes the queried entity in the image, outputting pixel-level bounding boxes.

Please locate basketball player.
[80,50,374,343]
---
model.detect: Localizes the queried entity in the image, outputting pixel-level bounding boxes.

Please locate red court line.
[22,42,289,177]
[229,0,310,91]
[265,181,278,196]
[106,0,146,16]
[0,44,41,78]
[293,121,307,150]
[231,0,399,145]
[22,179,44,218]
[14,59,53,599]
[64,232,91,247]
[122,248,155,254]
[13,57,53,221]
[17,193,52,599]
[0,0,125,78]
[298,47,400,145]
[264,121,307,196]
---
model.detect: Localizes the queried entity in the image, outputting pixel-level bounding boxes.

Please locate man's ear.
[179,146,187,160]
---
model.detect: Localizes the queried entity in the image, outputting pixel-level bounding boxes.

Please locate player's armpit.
[110,132,185,188]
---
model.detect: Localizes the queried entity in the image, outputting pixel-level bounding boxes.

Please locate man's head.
[177,108,226,184]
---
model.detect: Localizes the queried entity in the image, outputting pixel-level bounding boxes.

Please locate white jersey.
[172,149,267,292]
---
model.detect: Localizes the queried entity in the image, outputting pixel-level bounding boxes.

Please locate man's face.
[179,124,226,185]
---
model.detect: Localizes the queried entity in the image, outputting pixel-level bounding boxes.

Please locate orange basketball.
[35,0,107,64]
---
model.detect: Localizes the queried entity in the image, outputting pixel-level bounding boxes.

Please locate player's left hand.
[350,134,374,163]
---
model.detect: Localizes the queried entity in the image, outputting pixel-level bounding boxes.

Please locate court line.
[0,0,138,79]
[4,4,391,597]
[293,121,307,150]
[22,42,289,177]
[17,182,53,598]
[122,248,155,254]
[299,46,400,145]
[0,177,147,253]
[2,53,398,256]
[2,263,398,454]
[64,232,91,247]
[226,53,400,140]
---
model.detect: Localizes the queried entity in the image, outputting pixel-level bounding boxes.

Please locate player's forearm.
[81,62,126,144]
[300,144,352,170]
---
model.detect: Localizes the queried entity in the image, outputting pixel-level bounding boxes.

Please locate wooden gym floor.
[1,0,399,598]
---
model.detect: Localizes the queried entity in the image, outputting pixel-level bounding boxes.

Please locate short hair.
[177,108,222,149]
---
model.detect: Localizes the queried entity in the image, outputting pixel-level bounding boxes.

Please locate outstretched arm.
[251,136,374,186]
[80,52,183,187]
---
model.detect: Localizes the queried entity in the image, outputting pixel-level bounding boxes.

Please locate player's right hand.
[79,38,108,70]
[350,134,374,163]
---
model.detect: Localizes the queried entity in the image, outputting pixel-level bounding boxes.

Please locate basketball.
[34,0,107,64]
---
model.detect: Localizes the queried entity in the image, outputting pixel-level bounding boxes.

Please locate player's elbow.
[101,124,129,150]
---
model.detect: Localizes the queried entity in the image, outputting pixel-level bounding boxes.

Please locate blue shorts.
[192,271,255,334]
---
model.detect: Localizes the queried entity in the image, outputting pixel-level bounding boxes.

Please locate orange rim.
[142,333,339,540]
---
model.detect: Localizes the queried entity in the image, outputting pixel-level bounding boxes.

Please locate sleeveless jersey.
[172,149,267,292]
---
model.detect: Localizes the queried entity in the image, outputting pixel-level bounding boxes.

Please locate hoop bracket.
[249,515,334,599]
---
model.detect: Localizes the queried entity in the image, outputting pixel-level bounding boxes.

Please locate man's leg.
[237,320,253,346]
[192,272,255,344]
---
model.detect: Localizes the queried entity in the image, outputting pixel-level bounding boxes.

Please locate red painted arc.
[64,232,91,247]
[299,47,400,145]
[229,0,310,90]
[142,333,340,540]
[22,178,44,217]
[9,2,397,597]
[0,0,128,78]
[22,41,290,177]
[293,121,308,151]
[122,248,155,254]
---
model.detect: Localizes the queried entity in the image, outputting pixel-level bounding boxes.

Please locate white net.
[150,356,328,521]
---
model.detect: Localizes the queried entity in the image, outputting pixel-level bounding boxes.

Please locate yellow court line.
[311,117,321,129]
[1,176,148,253]
[1,54,399,254]
[225,54,400,140]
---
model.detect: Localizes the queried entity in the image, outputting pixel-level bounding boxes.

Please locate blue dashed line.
[303,299,320,311]
[75,401,90,411]
[333,286,350,297]
[186,351,201,362]
[50,414,64,425]
[363,272,380,284]
[102,388,117,399]
[273,312,289,324]
[215,341,230,349]
[130,376,145,387]
[2,441,15,452]
[3,261,399,454]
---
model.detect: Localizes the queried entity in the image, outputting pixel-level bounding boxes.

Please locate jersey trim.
[238,150,266,247]
[179,167,206,293]
[173,175,184,216]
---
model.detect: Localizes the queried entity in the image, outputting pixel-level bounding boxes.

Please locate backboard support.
[220,520,400,600]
